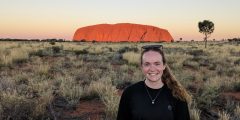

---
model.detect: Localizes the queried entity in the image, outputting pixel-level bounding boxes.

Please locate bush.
[52,46,62,54]
[0,91,36,120]
[74,49,88,56]
[49,41,55,45]
[234,59,240,65]
[29,46,63,57]
[188,49,205,57]
[182,59,199,70]
[233,82,240,92]
[196,86,219,109]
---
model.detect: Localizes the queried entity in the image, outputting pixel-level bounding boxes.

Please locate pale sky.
[0,0,240,41]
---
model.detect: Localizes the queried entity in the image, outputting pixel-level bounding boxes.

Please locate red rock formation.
[73,23,173,42]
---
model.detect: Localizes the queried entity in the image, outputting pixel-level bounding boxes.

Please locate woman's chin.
[147,78,161,82]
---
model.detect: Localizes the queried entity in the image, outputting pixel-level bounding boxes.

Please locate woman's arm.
[117,89,131,120]
[174,100,190,120]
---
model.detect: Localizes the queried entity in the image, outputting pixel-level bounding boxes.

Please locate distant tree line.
[0,38,67,42]
[1,38,239,43]
[1,38,168,43]
[228,38,240,42]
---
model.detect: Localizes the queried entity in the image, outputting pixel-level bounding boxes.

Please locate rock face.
[73,23,173,42]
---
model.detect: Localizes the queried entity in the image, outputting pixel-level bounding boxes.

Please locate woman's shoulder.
[163,85,188,105]
[122,81,144,94]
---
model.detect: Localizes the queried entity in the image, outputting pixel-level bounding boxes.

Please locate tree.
[180,38,182,41]
[198,20,214,48]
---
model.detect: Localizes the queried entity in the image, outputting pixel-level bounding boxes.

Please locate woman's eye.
[143,63,149,66]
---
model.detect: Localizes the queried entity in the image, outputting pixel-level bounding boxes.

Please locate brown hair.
[141,47,191,103]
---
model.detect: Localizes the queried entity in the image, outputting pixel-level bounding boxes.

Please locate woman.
[117,45,191,120]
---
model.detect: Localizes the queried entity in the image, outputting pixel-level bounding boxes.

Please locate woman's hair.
[141,46,191,103]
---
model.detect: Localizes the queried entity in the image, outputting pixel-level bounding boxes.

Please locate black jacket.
[117,81,190,120]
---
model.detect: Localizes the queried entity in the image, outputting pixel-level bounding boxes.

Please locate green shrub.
[182,59,199,70]
[196,87,219,109]
[233,82,240,92]
[74,49,88,56]
[51,46,62,54]
[188,49,205,57]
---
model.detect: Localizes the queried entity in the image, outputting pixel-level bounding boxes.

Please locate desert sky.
[0,0,240,41]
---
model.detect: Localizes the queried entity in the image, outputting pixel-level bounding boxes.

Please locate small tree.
[198,20,214,48]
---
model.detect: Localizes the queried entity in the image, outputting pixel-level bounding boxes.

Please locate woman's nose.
[149,64,156,71]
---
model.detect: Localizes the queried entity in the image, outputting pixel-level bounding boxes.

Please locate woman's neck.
[144,79,164,89]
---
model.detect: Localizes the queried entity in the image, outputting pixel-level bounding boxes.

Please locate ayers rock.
[73,23,173,42]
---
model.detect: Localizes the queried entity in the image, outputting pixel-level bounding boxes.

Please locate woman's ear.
[163,64,166,70]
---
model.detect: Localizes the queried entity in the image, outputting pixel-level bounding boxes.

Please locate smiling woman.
[117,45,192,120]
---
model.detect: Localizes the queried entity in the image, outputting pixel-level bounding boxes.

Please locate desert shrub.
[182,75,196,82]
[190,107,201,120]
[0,91,35,120]
[218,111,230,120]
[48,64,64,75]
[111,53,127,65]
[164,47,186,54]
[118,46,138,54]
[189,101,201,120]
[0,77,15,91]
[0,104,3,118]
[234,58,240,65]
[233,105,240,119]
[29,46,63,57]
[226,68,239,77]
[208,63,217,70]
[15,74,29,85]
[34,91,53,118]
[196,76,228,109]
[191,56,211,67]
[122,51,140,66]
[188,49,206,57]
[217,67,239,77]
[0,48,29,66]
[196,86,219,109]
[230,49,240,56]
[82,83,100,100]
[49,41,55,45]
[113,73,133,89]
[59,77,83,105]
[34,63,50,77]
[61,60,74,69]
[233,82,240,92]
[74,49,88,56]
[12,57,28,64]
[51,46,62,54]
[81,54,102,62]
[30,49,51,57]
[112,53,123,61]
[182,59,199,70]
[87,77,120,119]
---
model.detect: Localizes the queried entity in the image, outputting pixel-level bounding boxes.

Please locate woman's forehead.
[142,51,163,62]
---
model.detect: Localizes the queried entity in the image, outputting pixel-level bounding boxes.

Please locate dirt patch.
[222,92,240,101]
[63,98,105,120]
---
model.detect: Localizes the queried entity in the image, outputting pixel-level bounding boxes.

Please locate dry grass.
[122,51,140,65]
[34,91,53,116]
[190,107,201,120]
[218,111,230,120]
[59,76,83,105]
[233,105,240,119]
[86,77,120,119]
[35,63,51,76]
[189,101,201,120]
[0,41,240,119]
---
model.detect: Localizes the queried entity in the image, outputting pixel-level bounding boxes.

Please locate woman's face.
[141,50,166,83]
